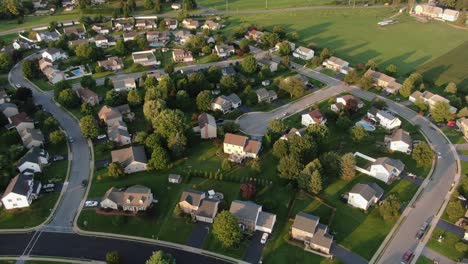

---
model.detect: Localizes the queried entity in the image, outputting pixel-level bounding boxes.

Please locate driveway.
[186,222,210,249]
[331,243,368,264]
[243,231,265,264]
[436,219,464,239]
[95,158,111,168]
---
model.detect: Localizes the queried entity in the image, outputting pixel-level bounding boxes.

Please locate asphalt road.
[0,232,230,264]
[10,54,92,233]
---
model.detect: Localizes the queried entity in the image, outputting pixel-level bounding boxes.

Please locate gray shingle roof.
[292,211,319,234]
[229,200,261,223]
[195,199,219,218]
[180,189,205,207]
[349,183,384,202]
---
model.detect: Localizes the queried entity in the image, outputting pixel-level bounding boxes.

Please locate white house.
[376,110,401,130]
[348,183,384,210]
[369,157,405,184]
[211,94,241,114]
[385,129,412,154]
[293,46,314,60]
[1,174,41,210]
[112,78,136,92]
[442,9,460,22]
[223,133,261,163]
[41,48,68,62]
[214,44,235,58]
[331,94,363,112]
[111,146,148,174]
[301,110,326,126]
[132,50,159,66]
[17,147,49,175]
[322,56,353,74]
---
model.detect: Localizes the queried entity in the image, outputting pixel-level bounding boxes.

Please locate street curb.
[0,256,104,264]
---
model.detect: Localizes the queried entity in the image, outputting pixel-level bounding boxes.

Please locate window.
[17,198,22,201]
[13,203,17,207]
[8,199,12,202]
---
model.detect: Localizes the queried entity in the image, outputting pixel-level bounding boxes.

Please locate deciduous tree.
[148,144,170,170]
[379,194,401,221]
[196,90,213,111]
[430,101,452,123]
[79,115,99,138]
[212,211,242,248]
[108,162,125,177]
[341,153,356,180]
[145,251,175,264]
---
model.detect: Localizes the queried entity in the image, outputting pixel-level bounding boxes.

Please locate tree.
[145,133,162,150]
[108,162,125,177]
[278,156,303,179]
[79,115,99,138]
[105,90,126,106]
[446,199,464,222]
[106,251,120,264]
[365,59,378,70]
[183,0,197,10]
[206,66,222,83]
[4,0,23,16]
[115,39,127,56]
[212,211,242,248]
[455,242,468,253]
[15,87,32,101]
[457,107,468,118]
[415,97,427,112]
[277,42,291,56]
[145,251,175,264]
[57,88,80,108]
[379,194,401,221]
[260,32,280,48]
[220,75,239,93]
[278,76,305,98]
[273,139,288,158]
[127,89,142,106]
[0,53,12,73]
[412,142,433,168]
[176,90,190,110]
[319,48,331,61]
[155,75,175,100]
[455,13,466,26]
[344,70,359,84]
[240,183,256,199]
[22,59,37,79]
[359,75,373,90]
[148,145,170,170]
[239,39,250,53]
[80,76,96,89]
[221,158,232,171]
[341,153,356,180]
[336,116,352,130]
[241,55,257,74]
[152,109,188,139]
[273,25,286,39]
[167,133,187,158]
[49,130,65,145]
[319,152,341,179]
[351,126,367,142]
[135,35,148,50]
[196,90,213,111]
[399,72,422,97]
[430,101,452,123]
[308,170,323,194]
[74,43,95,60]
[385,64,397,76]
[444,82,457,94]
[144,0,154,9]
[143,99,166,121]
[184,35,205,55]
[79,103,94,117]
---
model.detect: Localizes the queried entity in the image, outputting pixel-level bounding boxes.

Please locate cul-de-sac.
[0,0,466,263]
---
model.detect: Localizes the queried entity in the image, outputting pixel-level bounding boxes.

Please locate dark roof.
[180,189,205,207]
[18,147,46,165]
[198,113,216,129]
[349,183,384,201]
[229,200,261,222]
[2,174,33,197]
[111,146,147,167]
[292,211,319,234]
[373,157,405,172]
[195,199,219,218]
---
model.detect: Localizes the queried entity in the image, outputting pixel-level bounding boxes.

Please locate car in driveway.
[52,155,64,161]
[401,250,414,264]
[260,233,268,244]
[15,83,21,88]
[85,201,98,207]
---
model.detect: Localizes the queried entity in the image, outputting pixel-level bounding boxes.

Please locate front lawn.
[441,127,466,144]
[427,227,467,261]
[31,79,54,91]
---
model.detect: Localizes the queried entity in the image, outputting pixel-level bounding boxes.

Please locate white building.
[1,174,41,210]
[223,133,261,163]
[369,157,405,184]
[376,110,401,130]
[385,128,412,154]
[112,78,137,92]
[348,183,384,210]
[17,147,49,175]
[41,48,68,62]
[293,46,314,60]
[198,113,217,139]
[301,110,326,126]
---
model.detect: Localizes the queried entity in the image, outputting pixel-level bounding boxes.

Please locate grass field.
[427,227,467,261]
[223,9,468,80]
[198,0,336,11]
[416,256,434,264]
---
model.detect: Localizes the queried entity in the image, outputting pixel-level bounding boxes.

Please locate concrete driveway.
[186,222,210,249]
[243,231,266,264]
[331,243,368,264]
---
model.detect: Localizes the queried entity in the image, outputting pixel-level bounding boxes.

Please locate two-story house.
[223,133,261,163]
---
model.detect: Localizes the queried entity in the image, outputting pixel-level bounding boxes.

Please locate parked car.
[81,180,88,187]
[401,250,414,264]
[421,221,430,231]
[52,155,64,161]
[415,230,424,240]
[97,134,107,140]
[85,201,98,207]
[260,233,268,244]
[68,136,74,143]
[15,84,21,88]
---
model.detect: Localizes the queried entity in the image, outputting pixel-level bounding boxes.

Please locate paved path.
[455,144,468,150]
[421,247,456,264]
[243,232,265,264]
[436,219,464,239]
[186,222,210,249]
[332,244,368,264]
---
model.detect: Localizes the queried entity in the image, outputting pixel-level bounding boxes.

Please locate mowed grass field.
[198,0,335,10]
[223,8,468,81]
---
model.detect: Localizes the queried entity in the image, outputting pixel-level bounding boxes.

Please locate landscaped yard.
[427,227,467,261]
[223,9,468,78]
[416,255,435,264]
[441,127,466,145]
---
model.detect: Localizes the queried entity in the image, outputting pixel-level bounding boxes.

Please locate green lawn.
[416,255,435,264]
[427,227,467,261]
[441,127,466,144]
[198,0,337,11]
[223,9,468,77]
[31,79,54,91]
[0,13,85,33]
[203,231,250,259]
[0,33,18,44]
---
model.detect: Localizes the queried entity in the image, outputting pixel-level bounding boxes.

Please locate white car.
[260,233,268,244]
[97,134,107,140]
[15,83,21,88]
[85,201,98,207]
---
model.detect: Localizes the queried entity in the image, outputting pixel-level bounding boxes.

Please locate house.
[322,56,353,74]
[198,113,217,139]
[98,105,131,125]
[258,59,278,72]
[293,46,314,61]
[211,94,242,114]
[1,174,41,210]
[91,24,110,35]
[168,174,182,184]
[245,29,264,42]
[182,19,199,29]
[348,183,384,210]
[147,70,167,81]
[214,44,235,58]
[76,87,99,106]
[112,78,137,92]
[19,128,45,149]
[100,185,153,212]
[68,38,90,47]
[123,32,138,42]
[172,49,194,63]
[38,58,53,71]
[63,25,86,38]
[42,66,65,84]
[13,38,38,50]
[376,110,402,130]
[17,147,49,175]
[280,127,306,141]
[275,41,296,52]
[98,56,124,71]
[414,4,443,18]
[229,200,276,233]
[457,118,468,139]
[365,69,402,94]
[301,110,326,126]
[114,21,134,32]
[255,88,277,103]
[442,9,460,22]
[369,157,405,183]
[0,103,19,118]
[385,128,412,154]
[223,133,261,163]
[135,19,156,30]
[0,88,10,104]
[107,120,131,146]
[8,112,34,132]
[94,35,117,48]
[179,189,220,223]
[173,30,193,45]
[164,18,178,30]
[132,51,159,66]
[41,48,68,62]
[409,91,457,113]
[331,95,363,112]
[36,31,61,42]
[111,146,148,174]
[291,212,334,255]
[146,31,170,47]
[171,3,181,9]
[201,20,220,30]
[221,65,236,76]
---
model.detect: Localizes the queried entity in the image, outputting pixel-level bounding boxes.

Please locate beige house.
[98,56,124,71]
[179,189,220,223]
[245,29,264,42]
[76,87,99,106]
[172,49,194,62]
[19,128,44,149]
[198,113,217,139]
[409,91,457,114]
[108,120,131,146]
[365,69,402,94]
[223,133,261,163]
[457,118,468,139]
[98,105,131,126]
[8,112,34,133]
[214,44,235,58]
[182,18,199,29]
[112,78,137,92]
[164,18,178,30]
[100,185,153,212]
[111,146,148,174]
[322,56,352,74]
[293,46,314,61]
[123,32,138,42]
[135,19,156,30]
[63,25,86,38]
[414,4,443,18]
[291,212,334,255]
[201,20,220,30]
[132,51,159,66]
[256,88,277,103]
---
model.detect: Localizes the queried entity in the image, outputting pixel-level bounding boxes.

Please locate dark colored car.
[81,180,88,187]
[401,250,414,263]
[415,230,424,240]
